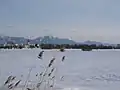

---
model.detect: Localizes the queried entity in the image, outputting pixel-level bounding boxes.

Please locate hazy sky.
[0,0,120,43]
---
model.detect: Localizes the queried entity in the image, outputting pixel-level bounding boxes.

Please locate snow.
[0,49,120,90]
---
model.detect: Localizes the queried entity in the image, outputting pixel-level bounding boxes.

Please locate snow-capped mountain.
[0,35,28,44]
[0,35,76,45]
[0,35,116,46]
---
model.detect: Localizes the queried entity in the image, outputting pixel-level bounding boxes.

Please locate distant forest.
[0,43,120,49]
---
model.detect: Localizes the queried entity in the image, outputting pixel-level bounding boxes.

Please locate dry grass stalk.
[3,50,66,90]
[22,67,33,90]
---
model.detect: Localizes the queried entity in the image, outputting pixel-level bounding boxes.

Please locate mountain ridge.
[0,35,116,46]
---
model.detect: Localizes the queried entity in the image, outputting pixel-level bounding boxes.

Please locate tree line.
[0,44,120,49]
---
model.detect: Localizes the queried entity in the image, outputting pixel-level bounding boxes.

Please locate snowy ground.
[0,49,120,90]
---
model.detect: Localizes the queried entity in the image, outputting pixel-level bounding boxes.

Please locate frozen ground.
[0,49,120,90]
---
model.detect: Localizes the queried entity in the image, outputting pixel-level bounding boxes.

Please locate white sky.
[0,0,120,43]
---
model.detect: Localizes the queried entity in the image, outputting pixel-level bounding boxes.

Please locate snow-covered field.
[0,49,120,90]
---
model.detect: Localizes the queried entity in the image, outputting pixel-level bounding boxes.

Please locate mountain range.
[0,35,116,46]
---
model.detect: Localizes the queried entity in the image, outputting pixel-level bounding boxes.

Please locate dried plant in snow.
[3,50,66,90]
